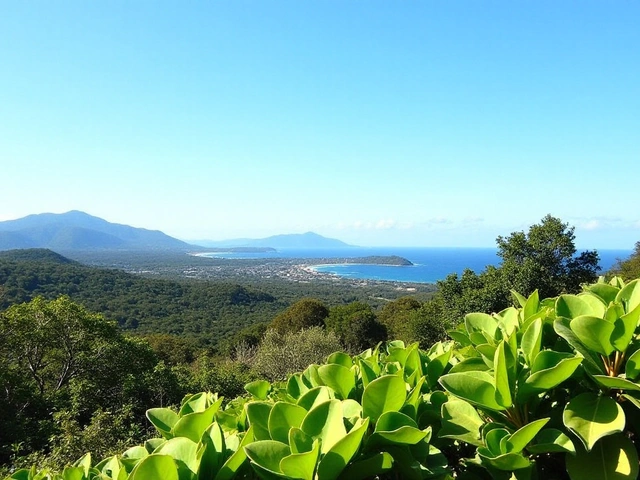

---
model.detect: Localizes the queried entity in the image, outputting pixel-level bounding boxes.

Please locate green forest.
[2,216,639,479]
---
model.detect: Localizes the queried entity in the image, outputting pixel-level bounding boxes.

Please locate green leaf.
[626,349,640,380]
[611,303,640,352]
[511,290,527,308]
[198,422,225,480]
[215,427,254,480]
[587,283,620,305]
[287,374,310,400]
[523,290,540,321]
[519,355,582,401]
[362,374,407,422]
[357,358,379,388]
[337,452,394,480]
[279,440,320,480]
[146,408,179,439]
[244,440,290,476]
[591,375,640,392]
[527,428,575,454]
[438,398,484,447]
[289,428,314,454]
[268,402,307,444]
[297,386,333,412]
[153,437,200,477]
[570,315,615,357]
[465,312,499,342]
[506,418,549,453]
[493,341,512,408]
[245,380,271,400]
[318,364,356,400]
[439,371,505,411]
[556,294,605,319]
[615,279,640,313]
[129,454,179,480]
[566,434,639,480]
[425,347,451,389]
[246,402,274,441]
[369,411,429,446]
[327,351,353,367]
[300,400,347,454]
[563,392,626,451]
[316,418,369,480]
[448,357,490,373]
[553,317,605,375]
[172,397,223,442]
[521,319,542,367]
[477,449,531,471]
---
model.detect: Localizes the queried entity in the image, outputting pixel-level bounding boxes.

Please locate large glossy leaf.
[316,418,369,480]
[327,351,353,367]
[591,375,640,392]
[465,312,499,342]
[287,374,310,400]
[246,402,274,441]
[173,398,223,442]
[611,303,640,352]
[615,279,640,313]
[476,448,530,471]
[553,317,605,375]
[626,349,640,380]
[448,357,490,373]
[439,371,505,411]
[570,316,615,357]
[215,427,254,480]
[297,386,333,412]
[505,418,549,453]
[318,364,356,400]
[362,374,407,422]
[425,347,451,389]
[521,319,542,367]
[587,283,620,305]
[527,428,575,454]
[146,408,179,439]
[438,398,484,447]
[244,440,290,477]
[556,295,604,319]
[198,422,225,479]
[493,341,512,408]
[563,392,626,451]
[523,290,540,321]
[128,454,179,480]
[566,434,639,480]
[369,411,429,446]
[300,400,346,454]
[245,380,271,400]
[153,437,200,477]
[268,402,307,444]
[279,440,320,480]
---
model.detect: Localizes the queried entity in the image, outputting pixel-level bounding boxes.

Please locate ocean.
[198,247,632,284]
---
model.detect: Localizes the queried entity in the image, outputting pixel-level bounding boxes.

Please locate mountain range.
[0,211,351,251]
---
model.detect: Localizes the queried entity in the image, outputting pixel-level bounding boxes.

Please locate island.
[341,255,413,266]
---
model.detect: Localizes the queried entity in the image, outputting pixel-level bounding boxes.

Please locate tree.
[609,241,640,280]
[326,302,386,352]
[497,214,600,298]
[434,215,600,328]
[269,298,329,334]
[378,297,422,342]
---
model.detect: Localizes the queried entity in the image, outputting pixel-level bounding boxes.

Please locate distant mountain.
[0,211,198,251]
[194,232,353,249]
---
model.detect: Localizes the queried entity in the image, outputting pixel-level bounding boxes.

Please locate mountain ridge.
[0,211,197,251]
[192,231,353,249]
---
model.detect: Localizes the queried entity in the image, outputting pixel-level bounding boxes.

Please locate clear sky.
[1,1,638,248]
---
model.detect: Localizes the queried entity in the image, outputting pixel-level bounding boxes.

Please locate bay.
[198,247,631,284]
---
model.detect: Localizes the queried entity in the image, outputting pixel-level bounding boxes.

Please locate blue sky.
[1,1,638,248]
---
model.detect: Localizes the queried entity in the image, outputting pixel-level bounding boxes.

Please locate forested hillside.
[0,249,281,345]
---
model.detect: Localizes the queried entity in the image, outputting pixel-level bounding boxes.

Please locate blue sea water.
[198,247,632,284]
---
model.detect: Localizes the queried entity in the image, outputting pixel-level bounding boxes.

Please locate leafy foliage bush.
[9,274,640,480]
[270,299,329,334]
[251,327,343,381]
